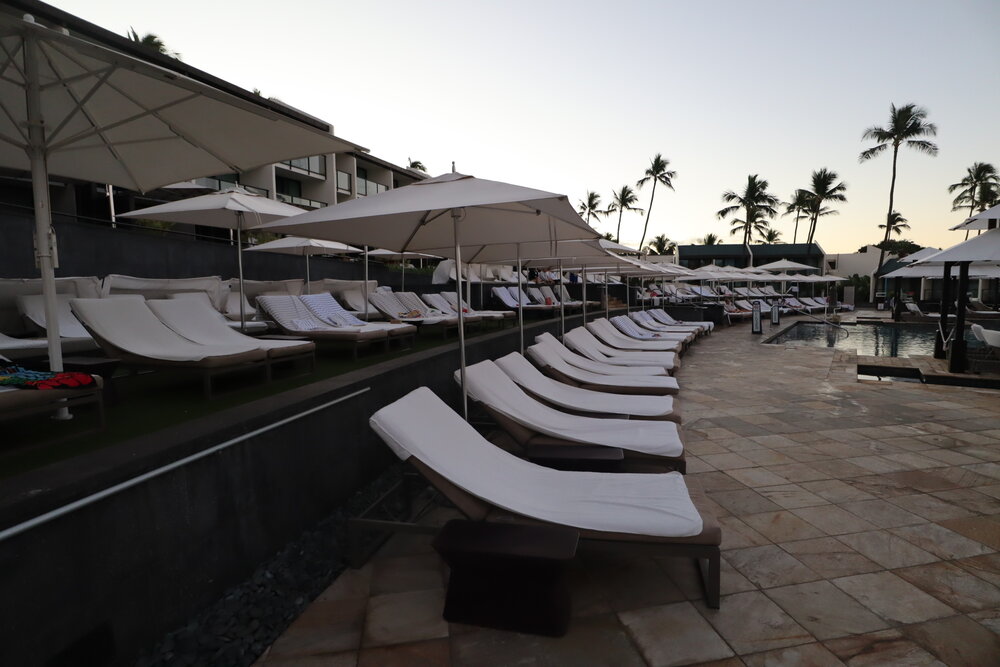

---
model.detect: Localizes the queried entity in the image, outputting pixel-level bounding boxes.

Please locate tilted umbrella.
[949,203,1000,232]
[0,8,355,379]
[260,171,600,418]
[245,236,362,290]
[119,190,307,328]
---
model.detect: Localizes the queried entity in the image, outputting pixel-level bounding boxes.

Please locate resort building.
[675,242,826,271]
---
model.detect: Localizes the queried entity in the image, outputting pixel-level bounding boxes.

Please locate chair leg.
[700,549,721,609]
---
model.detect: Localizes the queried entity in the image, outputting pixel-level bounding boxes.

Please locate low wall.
[0,314,597,666]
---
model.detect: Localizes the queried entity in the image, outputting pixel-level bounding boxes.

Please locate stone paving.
[257,315,1000,666]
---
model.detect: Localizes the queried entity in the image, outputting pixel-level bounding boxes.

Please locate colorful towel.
[0,365,96,390]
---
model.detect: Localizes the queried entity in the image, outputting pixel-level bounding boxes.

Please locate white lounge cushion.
[528,341,680,393]
[495,352,676,418]
[371,388,701,537]
[564,328,677,371]
[535,332,666,376]
[460,360,683,457]
[299,293,414,335]
[16,293,92,339]
[588,318,682,351]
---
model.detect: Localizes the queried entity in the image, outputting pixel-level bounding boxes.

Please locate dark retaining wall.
[0,314,591,667]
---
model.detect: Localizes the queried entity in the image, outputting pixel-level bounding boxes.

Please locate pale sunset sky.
[51,0,1000,253]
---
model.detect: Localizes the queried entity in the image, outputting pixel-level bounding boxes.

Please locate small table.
[433,519,579,637]
[60,356,121,405]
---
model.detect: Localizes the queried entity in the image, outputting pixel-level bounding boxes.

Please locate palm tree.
[859,102,938,271]
[407,158,426,172]
[602,232,616,242]
[577,191,607,226]
[701,233,719,246]
[645,234,676,256]
[783,189,812,244]
[635,154,676,250]
[127,28,179,58]
[878,211,910,236]
[801,168,847,251]
[607,185,644,243]
[716,175,779,263]
[948,163,999,235]
[760,227,782,243]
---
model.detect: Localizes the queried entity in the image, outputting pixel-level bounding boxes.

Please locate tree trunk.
[639,181,657,251]
[616,207,624,243]
[876,144,900,272]
[793,211,801,243]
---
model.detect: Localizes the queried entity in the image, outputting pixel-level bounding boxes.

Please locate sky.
[49,0,1000,253]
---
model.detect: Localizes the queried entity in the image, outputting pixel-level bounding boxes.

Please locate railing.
[278,155,327,177]
[356,179,387,197]
[276,192,326,209]
[192,177,268,197]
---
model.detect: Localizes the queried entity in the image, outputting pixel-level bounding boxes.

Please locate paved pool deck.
[257,313,1000,666]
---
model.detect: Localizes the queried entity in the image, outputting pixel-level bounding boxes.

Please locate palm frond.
[858,143,888,162]
[906,139,938,155]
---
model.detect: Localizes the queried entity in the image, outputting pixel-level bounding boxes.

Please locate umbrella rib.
[45,63,116,145]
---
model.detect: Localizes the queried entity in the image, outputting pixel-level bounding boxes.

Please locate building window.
[279,155,326,177]
[275,176,302,198]
[337,171,352,194]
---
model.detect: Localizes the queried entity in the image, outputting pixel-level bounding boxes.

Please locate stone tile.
[824,629,946,666]
[756,484,829,509]
[718,515,772,551]
[619,601,734,666]
[720,558,758,595]
[845,455,911,474]
[370,554,445,595]
[931,488,1000,514]
[357,638,449,667]
[889,523,995,560]
[264,653,358,667]
[689,470,748,492]
[268,598,367,658]
[700,591,812,655]
[954,553,1000,587]
[791,506,879,536]
[685,456,716,473]
[742,642,844,667]
[575,551,686,613]
[725,545,820,589]
[709,489,783,516]
[724,467,792,488]
[318,565,372,602]
[832,572,955,624]
[765,580,889,640]
[750,434,801,448]
[363,589,448,648]
[888,494,973,521]
[743,510,826,543]
[903,615,1000,667]
[969,609,1000,637]
[781,537,881,579]
[880,452,943,470]
[764,463,830,483]
[921,449,983,466]
[837,531,938,569]
[895,561,1000,612]
[687,440,730,455]
[809,459,874,479]
[739,448,797,466]
[935,465,1000,488]
[800,479,876,503]
[938,515,1000,550]
[844,475,914,499]
[839,499,924,528]
[451,613,645,667]
[701,452,758,470]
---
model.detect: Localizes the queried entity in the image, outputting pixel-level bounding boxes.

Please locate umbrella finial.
[451,161,456,174]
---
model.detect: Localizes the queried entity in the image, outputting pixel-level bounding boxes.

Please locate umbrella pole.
[517,247,524,353]
[237,213,247,333]
[950,262,971,374]
[559,259,565,338]
[305,254,311,294]
[582,267,588,323]
[605,271,609,319]
[364,245,369,321]
[453,210,468,420]
[25,33,68,419]
[401,260,405,292]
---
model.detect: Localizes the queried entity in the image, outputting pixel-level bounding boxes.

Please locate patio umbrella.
[260,171,599,418]
[245,236,362,290]
[119,190,307,328]
[367,248,438,291]
[0,9,356,377]
[754,258,818,272]
[949,203,1000,232]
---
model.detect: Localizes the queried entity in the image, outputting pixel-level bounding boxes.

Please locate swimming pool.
[766,321,995,358]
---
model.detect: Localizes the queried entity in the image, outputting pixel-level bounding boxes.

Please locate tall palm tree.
[802,168,847,251]
[859,102,938,271]
[645,234,676,256]
[577,191,607,226]
[407,158,426,172]
[635,154,676,251]
[948,162,999,227]
[760,227,782,243]
[701,233,719,246]
[127,28,179,58]
[717,175,779,264]
[783,189,812,244]
[878,211,910,236]
[607,185,644,243]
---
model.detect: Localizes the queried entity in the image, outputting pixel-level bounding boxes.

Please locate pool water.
[766,322,994,358]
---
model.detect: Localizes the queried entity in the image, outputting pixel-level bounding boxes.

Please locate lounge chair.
[71,297,267,397]
[562,327,677,373]
[368,291,456,329]
[491,286,550,312]
[648,309,714,332]
[0,368,104,429]
[630,311,705,337]
[369,387,720,606]
[168,291,270,333]
[586,319,683,352]
[460,360,686,470]
[0,332,50,360]
[507,286,556,312]
[146,299,315,379]
[255,295,391,358]
[527,339,679,395]
[610,315,694,346]
[13,294,99,355]
[534,332,667,376]
[495,352,679,421]
[425,293,512,325]
[299,293,416,345]
[396,292,476,326]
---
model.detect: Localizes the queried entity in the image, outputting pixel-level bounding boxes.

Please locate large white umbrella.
[754,258,819,272]
[119,189,307,328]
[0,10,356,377]
[367,248,438,291]
[260,171,600,418]
[949,203,1000,232]
[246,236,362,290]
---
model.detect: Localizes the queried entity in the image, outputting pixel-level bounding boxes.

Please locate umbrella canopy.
[949,203,1000,231]
[120,190,307,326]
[367,248,438,261]
[912,229,1000,265]
[246,236,360,291]
[883,263,1000,279]
[754,258,819,272]
[0,8,356,377]
[599,238,641,255]
[897,247,943,263]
